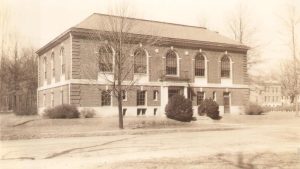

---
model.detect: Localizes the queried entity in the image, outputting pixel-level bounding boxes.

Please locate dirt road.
[1,123,299,169]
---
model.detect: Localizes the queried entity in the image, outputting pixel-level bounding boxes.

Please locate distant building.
[250,81,293,107]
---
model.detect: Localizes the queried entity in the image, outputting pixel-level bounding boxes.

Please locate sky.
[2,0,300,76]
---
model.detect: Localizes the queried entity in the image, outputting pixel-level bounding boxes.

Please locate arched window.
[60,47,65,75]
[44,57,47,80]
[134,48,147,73]
[51,52,55,77]
[221,55,230,78]
[166,50,177,75]
[195,53,205,76]
[98,46,113,72]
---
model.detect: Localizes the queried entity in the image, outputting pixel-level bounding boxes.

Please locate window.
[221,55,230,78]
[137,108,146,116]
[166,50,177,75]
[44,57,47,81]
[122,90,127,101]
[197,92,205,105]
[134,48,147,73]
[60,47,65,75]
[98,46,113,72]
[213,91,217,101]
[51,52,55,78]
[101,90,111,106]
[195,53,205,76]
[153,90,158,101]
[137,90,146,106]
[154,108,157,116]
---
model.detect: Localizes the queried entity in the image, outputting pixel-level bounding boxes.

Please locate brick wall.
[191,87,249,107]
[38,36,72,87]
[70,37,248,85]
[68,84,161,107]
[37,85,69,108]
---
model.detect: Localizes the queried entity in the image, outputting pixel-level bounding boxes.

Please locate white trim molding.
[37,79,250,91]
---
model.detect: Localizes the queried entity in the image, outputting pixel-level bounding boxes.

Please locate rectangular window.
[51,55,55,78]
[44,58,47,81]
[61,48,65,75]
[101,90,111,106]
[137,108,146,116]
[197,92,205,105]
[137,90,146,106]
[153,90,158,101]
[213,91,217,101]
[122,90,127,101]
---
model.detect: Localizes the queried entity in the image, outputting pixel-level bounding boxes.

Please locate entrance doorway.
[223,92,230,113]
[168,87,183,99]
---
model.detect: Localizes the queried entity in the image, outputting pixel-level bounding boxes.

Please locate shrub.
[165,94,194,122]
[80,108,96,118]
[245,103,264,115]
[43,104,80,119]
[198,98,221,120]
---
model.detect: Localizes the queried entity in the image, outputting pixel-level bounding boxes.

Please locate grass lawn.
[0,114,201,140]
[100,152,300,169]
[219,111,300,126]
[1,111,299,140]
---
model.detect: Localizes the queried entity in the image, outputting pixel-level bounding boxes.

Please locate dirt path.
[1,124,299,169]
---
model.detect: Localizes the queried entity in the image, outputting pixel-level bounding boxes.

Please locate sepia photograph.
[0,0,300,168]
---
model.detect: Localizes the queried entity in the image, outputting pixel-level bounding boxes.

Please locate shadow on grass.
[216,151,299,169]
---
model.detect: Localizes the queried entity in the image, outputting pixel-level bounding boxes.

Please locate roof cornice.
[36,27,250,55]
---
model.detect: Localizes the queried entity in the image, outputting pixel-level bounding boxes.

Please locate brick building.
[250,81,300,107]
[36,13,250,116]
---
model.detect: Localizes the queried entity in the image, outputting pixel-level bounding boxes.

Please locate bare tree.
[85,3,160,129]
[226,1,262,69]
[0,0,11,110]
[279,1,300,116]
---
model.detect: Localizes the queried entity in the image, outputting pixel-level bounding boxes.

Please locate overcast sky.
[3,0,300,75]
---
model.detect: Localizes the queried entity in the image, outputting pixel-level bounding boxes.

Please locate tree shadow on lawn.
[215,151,299,169]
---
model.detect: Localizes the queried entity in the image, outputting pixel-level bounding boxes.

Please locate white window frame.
[60,47,65,81]
[213,91,217,102]
[153,90,158,101]
[44,56,47,86]
[165,49,180,76]
[97,45,115,83]
[51,52,55,83]
[220,54,233,85]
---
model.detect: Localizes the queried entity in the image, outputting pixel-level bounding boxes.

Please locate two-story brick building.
[36,13,250,116]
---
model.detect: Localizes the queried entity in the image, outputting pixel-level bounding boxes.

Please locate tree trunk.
[118,91,123,129]
[295,95,299,117]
